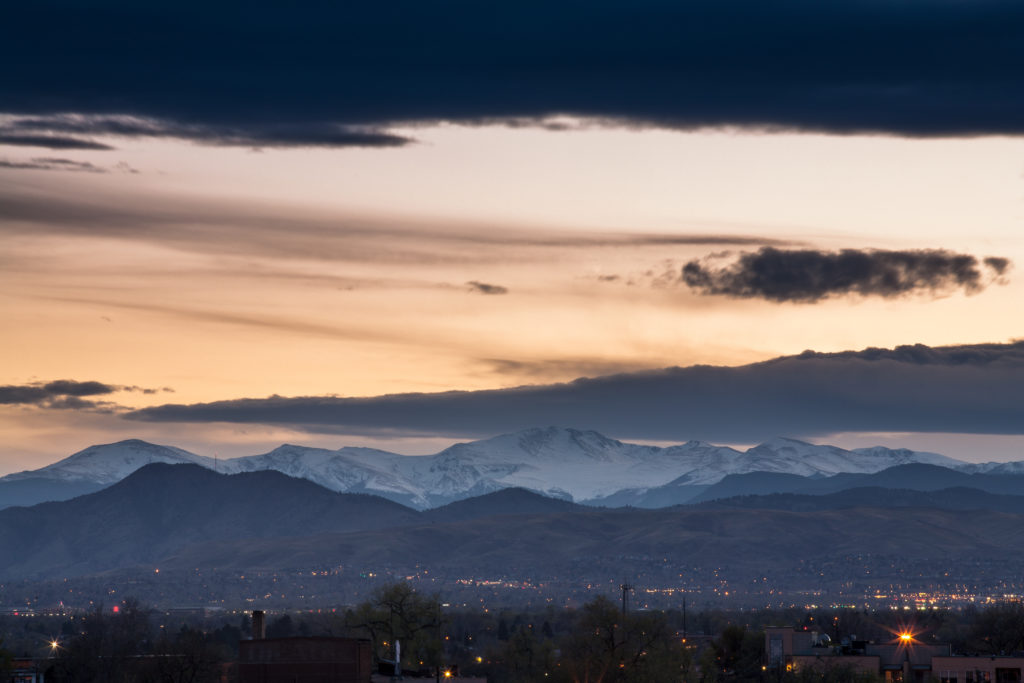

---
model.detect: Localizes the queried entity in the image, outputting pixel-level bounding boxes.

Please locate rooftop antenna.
[620,580,634,616]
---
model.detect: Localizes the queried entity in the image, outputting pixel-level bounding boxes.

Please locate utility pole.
[682,595,688,641]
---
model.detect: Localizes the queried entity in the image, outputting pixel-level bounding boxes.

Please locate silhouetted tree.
[559,595,690,683]
[49,600,153,683]
[0,637,13,680]
[488,624,556,683]
[346,581,443,672]
[266,614,294,638]
[705,624,764,683]
[139,625,225,683]
[968,603,1024,654]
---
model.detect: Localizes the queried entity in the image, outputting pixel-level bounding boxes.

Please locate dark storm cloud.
[681,248,1012,302]
[0,380,166,411]
[127,341,1024,443]
[0,116,412,149]
[2,1,1024,137]
[466,281,508,295]
[0,134,114,150]
[0,157,107,173]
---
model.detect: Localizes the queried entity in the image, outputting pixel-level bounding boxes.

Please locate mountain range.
[6,426,1019,510]
[4,462,1024,582]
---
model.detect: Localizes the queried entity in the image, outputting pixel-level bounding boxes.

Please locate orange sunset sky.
[3,2,1023,472]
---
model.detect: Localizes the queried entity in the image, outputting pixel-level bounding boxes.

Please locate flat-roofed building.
[932,656,1024,683]
[765,626,951,682]
[238,636,372,683]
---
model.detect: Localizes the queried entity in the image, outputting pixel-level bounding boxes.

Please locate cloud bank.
[682,248,1011,302]
[0,380,166,411]
[3,2,1024,141]
[127,341,1024,443]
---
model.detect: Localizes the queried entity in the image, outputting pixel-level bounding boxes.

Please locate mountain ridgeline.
[2,460,1024,581]
[3,426,1018,511]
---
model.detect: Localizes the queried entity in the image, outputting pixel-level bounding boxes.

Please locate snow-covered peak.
[2,439,213,485]
[437,426,654,465]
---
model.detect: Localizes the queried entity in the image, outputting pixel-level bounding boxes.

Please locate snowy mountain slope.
[958,460,1024,475]
[4,427,1016,510]
[0,439,214,485]
[0,440,217,509]
[218,444,428,507]
[669,437,962,484]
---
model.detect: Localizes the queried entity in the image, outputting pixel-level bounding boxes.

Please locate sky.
[1,1,1023,473]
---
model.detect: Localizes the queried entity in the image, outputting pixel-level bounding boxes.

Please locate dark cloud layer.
[682,248,1011,302]
[128,341,1024,443]
[0,134,114,150]
[0,380,164,411]
[2,2,1024,141]
[0,380,116,410]
[0,116,412,150]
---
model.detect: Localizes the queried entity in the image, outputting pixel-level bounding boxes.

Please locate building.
[237,636,373,683]
[766,627,948,682]
[766,627,1024,683]
[932,656,1024,683]
[6,658,48,683]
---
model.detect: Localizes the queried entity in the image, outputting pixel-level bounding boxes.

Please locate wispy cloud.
[479,357,664,381]
[38,296,412,345]
[681,248,1012,302]
[0,157,107,173]
[0,185,792,267]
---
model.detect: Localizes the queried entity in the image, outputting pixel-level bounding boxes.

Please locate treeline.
[2,585,1023,682]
